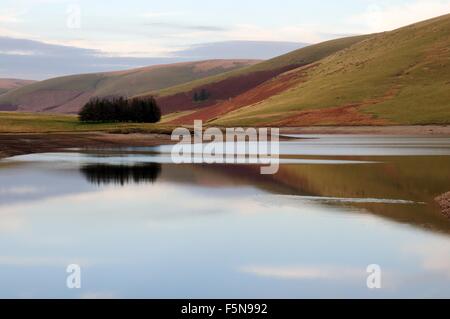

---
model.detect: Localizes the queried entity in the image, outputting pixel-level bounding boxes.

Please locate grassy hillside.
[212,14,450,126]
[0,60,257,114]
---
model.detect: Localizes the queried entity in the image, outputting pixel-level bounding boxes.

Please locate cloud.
[145,22,228,32]
[0,256,92,267]
[0,36,97,56]
[406,244,450,279]
[0,8,24,24]
[222,24,326,44]
[239,265,365,280]
[0,7,30,38]
[0,36,180,79]
[45,38,174,58]
[0,50,35,55]
[0,15,21,24]
[0,26,30,38]
[142,11,185,18]
[349,0,450,33]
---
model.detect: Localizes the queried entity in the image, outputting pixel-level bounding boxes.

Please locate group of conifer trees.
[193,89,210,102]
[79,96,161,123]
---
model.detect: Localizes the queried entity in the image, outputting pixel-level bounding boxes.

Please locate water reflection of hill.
[266,156,450,234]
[81,163,161,186]
[158,158,450,235]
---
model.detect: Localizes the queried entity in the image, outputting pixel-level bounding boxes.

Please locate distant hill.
[0,60,257,113]
[168,14,450,126]
[0,79,35,96]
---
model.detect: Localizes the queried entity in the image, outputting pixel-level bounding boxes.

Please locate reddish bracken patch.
[156,64,304,115]
[269,86,401,127]
[271,104,387,126]
[270,86,400,127]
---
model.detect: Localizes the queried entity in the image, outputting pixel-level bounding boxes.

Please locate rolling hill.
[171,14,450,126]
[0,60,257,113]
[139,35,370,115]
[0,79,35,97]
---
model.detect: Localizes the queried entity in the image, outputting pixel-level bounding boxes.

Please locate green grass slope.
[0,60,257,113]
[214,14,450,126]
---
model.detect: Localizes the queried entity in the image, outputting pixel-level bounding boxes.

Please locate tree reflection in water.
[80,163,162,186]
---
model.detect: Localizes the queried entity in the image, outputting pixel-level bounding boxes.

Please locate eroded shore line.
[0,132,173,159]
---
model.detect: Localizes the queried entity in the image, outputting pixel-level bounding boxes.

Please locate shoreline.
[1,125,450,160]
[0,132,173,159]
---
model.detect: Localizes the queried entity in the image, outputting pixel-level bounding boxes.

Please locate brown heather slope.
[157,64,299,115]
[0,79,35,97]
[0,60,257,114]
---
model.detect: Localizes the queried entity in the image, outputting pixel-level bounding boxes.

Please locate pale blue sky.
[1,0,449,57]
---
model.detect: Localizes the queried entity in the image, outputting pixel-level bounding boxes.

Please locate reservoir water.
[0,135,449,298]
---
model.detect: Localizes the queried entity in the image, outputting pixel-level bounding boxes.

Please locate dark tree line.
[79,96,161,123]
[193,88,210,102]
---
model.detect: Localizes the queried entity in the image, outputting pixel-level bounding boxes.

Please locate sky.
[1,0,449,57]
[0,0,449,79]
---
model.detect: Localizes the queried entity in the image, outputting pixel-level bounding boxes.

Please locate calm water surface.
[0,135,450,298]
